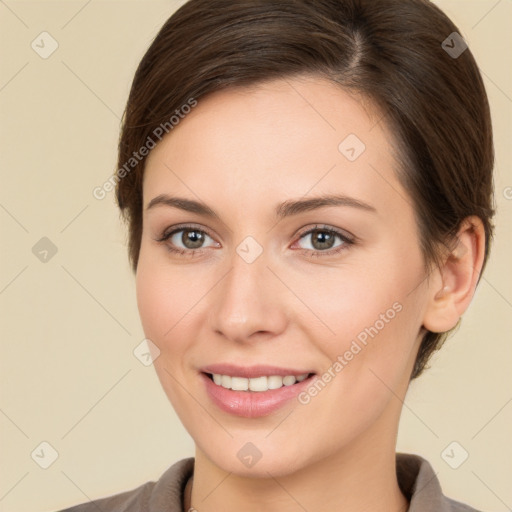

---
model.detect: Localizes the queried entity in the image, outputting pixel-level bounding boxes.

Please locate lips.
[200,363,317,418]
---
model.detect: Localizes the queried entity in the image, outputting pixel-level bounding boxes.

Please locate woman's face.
[136,77,432,477]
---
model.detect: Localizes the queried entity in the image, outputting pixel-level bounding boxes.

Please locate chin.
[206,446,308,478]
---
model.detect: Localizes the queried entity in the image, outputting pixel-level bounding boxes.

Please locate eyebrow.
[145,193,377,219]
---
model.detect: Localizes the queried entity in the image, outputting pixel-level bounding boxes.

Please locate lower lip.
[201,372,315,418]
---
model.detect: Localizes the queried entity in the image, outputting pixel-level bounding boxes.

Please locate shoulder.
[56,457,194,512]
[396,452,485,512]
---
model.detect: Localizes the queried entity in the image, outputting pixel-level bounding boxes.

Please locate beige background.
[0,1,510,511]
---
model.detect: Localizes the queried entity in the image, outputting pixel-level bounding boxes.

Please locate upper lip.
[200,363,315,379]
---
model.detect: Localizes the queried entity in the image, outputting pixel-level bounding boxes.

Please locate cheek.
[135,256,192,368]
[289,252,424,394]
[294,291,421,449]
[135,249,199,341]
[135,259,194,409]
[287,261,418,349]
[135,264,168,343]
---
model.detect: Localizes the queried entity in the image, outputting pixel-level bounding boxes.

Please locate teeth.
[231,376,249,391]
[282,375,296,386]
[210,373,309,392]
[249,376,267,391]
[267,375,284,389]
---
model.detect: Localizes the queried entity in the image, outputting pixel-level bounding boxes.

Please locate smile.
[200,364,317,418]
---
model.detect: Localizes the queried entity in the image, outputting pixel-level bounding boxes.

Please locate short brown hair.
[115,0,495,379]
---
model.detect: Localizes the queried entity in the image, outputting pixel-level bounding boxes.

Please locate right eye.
[155,224,220,256]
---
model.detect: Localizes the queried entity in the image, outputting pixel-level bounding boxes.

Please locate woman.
[60,0,494,510]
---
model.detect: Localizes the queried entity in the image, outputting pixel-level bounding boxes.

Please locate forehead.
[142,76,407,220]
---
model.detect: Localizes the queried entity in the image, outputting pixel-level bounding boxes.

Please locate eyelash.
[154,223,355,258]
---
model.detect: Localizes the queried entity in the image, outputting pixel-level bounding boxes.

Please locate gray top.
[57,453,483,511]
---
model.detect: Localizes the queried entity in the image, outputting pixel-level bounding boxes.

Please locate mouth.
[199,364,317,418]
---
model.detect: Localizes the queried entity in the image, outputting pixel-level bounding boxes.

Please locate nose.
[208,247,288,345]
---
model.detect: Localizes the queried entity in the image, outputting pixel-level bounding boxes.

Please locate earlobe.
[422,216,486,334]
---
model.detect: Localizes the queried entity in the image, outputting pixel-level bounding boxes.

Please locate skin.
[135,76,485,512]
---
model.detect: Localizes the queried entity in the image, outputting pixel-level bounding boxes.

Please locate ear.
[422,216,486,333]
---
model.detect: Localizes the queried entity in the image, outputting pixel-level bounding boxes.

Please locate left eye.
[295,226,351,253]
